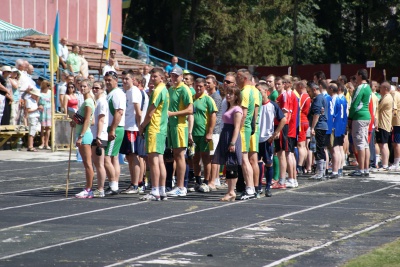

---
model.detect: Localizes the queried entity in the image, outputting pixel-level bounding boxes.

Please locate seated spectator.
[102,58,116,76]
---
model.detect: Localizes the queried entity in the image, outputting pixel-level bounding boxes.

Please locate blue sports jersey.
[332,94,347,136]
[324,92,333,134]
[340,95,348,136]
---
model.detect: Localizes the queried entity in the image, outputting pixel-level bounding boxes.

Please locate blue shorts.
[393,126,400,144]
[76,131,93,145]
[258,141,273,165]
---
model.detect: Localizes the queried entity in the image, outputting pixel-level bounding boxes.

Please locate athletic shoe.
[369,167,378,173]
[75,189,93,199]
[348,170,363,177]
[104,187,119,196]
[120,185,139,194]
[271,182,286,189]
[294,180,299,187]
[388,165,400,172]
[285,179,296,188]
[166,187,187,197]
[160,194,168,201]
[92,189,105,198]
[216,182,228,190]
[139,193,160,201]
[265,189,272,197]
[327,174,339,179]
[138,185,146,194]
[198,183,210,193]
[240,191,255,200]
[362,172,370,177]
[378,167,389,172]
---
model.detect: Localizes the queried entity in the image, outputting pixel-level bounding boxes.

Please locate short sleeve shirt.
[125,86,142,131]
[269,90,278,101]
[222,106,243,124]
[259,100,285,142]
[210,91,223,134]
[378,93,393,132]
[107,88,126,127]
[241,85,255,130]
[300,93,311,124]
[168,82,193,127]
[66,53,81,73]
[90,96,109,141]
[147,82,169,134]
[76,97,95,135]
[193,93,218,136]
[275,91,289,125]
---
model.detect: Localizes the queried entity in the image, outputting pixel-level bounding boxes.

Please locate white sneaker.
[294,179,299,188]
[75,189,93,198]
[198,183,210,193]
[166,187,187,197]
[388,165,400,172]
[285,179,296,188]
[214,178,221,186]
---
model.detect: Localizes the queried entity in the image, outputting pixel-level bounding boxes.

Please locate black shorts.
[288,137,297,153]
[376,128,390,144]
[91,139,108,147]
[325,134,331,147]
[333,135,344,147]
[258,141,273,165]
[274,124,288,152]
[119,130,146,156]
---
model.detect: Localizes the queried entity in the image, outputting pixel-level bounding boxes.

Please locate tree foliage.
[123,0,400,69]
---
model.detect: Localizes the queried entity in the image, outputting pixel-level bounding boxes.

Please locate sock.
[258,162,264,191]
[159,186,166,196]
[266,166,273,190]
[332,172,338,175]
[195,176,202,185]
[394,158,400,167]
[110,181,118,191]
[246,186,254,194]
[151,187,159,196]
[203,179,209,185]
[273,155,280,180]
[184,162,189,188]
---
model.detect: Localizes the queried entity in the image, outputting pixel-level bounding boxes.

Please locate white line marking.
[0,181,82,195]
[0,202,146,232]
[0,178,27,183]
[0,198,73,211]
[0,163,67,173]
[104,184,397,267]
[0,202,238,260]
[263,214,400,267]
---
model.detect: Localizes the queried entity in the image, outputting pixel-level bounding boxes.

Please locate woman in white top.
[90,81,109,198]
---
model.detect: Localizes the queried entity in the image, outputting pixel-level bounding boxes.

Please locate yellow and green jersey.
[241,85,255,130]
[193,93,218,136]
[168,82,193,127]
[147,82,169,134]
[252,86,262,133]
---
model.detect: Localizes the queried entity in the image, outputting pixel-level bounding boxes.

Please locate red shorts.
[298,123,309,142]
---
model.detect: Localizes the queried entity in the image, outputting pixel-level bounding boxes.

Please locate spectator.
[391,85,400,171]
[63,82,78,116]
[102,58,116,76]
[58,71,69,112]
[26,88,42,151]
[109,49,120,71]
[165,56,180,74]
[38,80,52,150]
[9,68,20,125]
[59,37,69,70]
[0,66,13,125]
[79,47,89,78]
[142,65,151,90]
[66,45,81,75]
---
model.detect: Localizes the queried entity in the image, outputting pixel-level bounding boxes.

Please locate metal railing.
[113,32,225,80]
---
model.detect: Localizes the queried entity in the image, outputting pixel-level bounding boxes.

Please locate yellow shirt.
[378,93,393,132]
[392,91,400,126]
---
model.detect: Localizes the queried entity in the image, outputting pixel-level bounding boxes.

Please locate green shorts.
[193,135,213,153]
[240,127,251,152]
[105,126,124,157]
[146,132,166,154]
[167,125,188,148]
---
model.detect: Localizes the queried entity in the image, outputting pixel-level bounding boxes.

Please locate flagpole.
[50,35,56,152]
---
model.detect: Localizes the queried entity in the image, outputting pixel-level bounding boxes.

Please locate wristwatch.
[79,134,84,138]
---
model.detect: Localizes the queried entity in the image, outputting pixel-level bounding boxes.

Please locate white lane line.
[0,198,73,211]
[0,181,82,195]
[0,178,27,183]
[263,214,400,267]
[104,184,397,267]
[0,201,146,232]
[0,202,238,260]
[0,163,67,173]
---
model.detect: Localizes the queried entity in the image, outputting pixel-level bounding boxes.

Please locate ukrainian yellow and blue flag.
[50,11,59,73]
[103,1,111,60]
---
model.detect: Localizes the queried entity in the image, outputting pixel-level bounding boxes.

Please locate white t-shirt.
[107,88,126,127]
[90,96,109,141]
[58,81,67,95]
[143,73,150,90]
[58,44,69,62]
[259,101,283,143]
[140,89,149,124]
[26,97,40,118]
[124,86,142,131]
[102,65,116,76]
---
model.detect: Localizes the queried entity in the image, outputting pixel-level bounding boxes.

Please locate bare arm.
[95,114,105,146]
[108,109,124,141]
[240,107,248,128]
[229,111,243,152]
[139,104,156,136]
[63,95,69,115]
[268,117,287,143]
[76,105,93,146]
[133,103,142,128]
[311,114,320,136]
[188,114,194,144]
[169,103,193,117]
[206,112,216,141]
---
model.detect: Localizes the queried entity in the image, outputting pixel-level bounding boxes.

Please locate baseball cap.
[171,67,183,76]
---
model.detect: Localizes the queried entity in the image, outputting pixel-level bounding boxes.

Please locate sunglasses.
[224,80,234,84]
[92,87,101,89]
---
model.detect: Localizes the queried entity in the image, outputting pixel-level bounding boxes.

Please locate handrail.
[112,40,212,79]
[113,32,225,80]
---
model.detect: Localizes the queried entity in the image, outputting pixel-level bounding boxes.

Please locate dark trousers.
[315,129,327,161]
[369,131,376,168]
